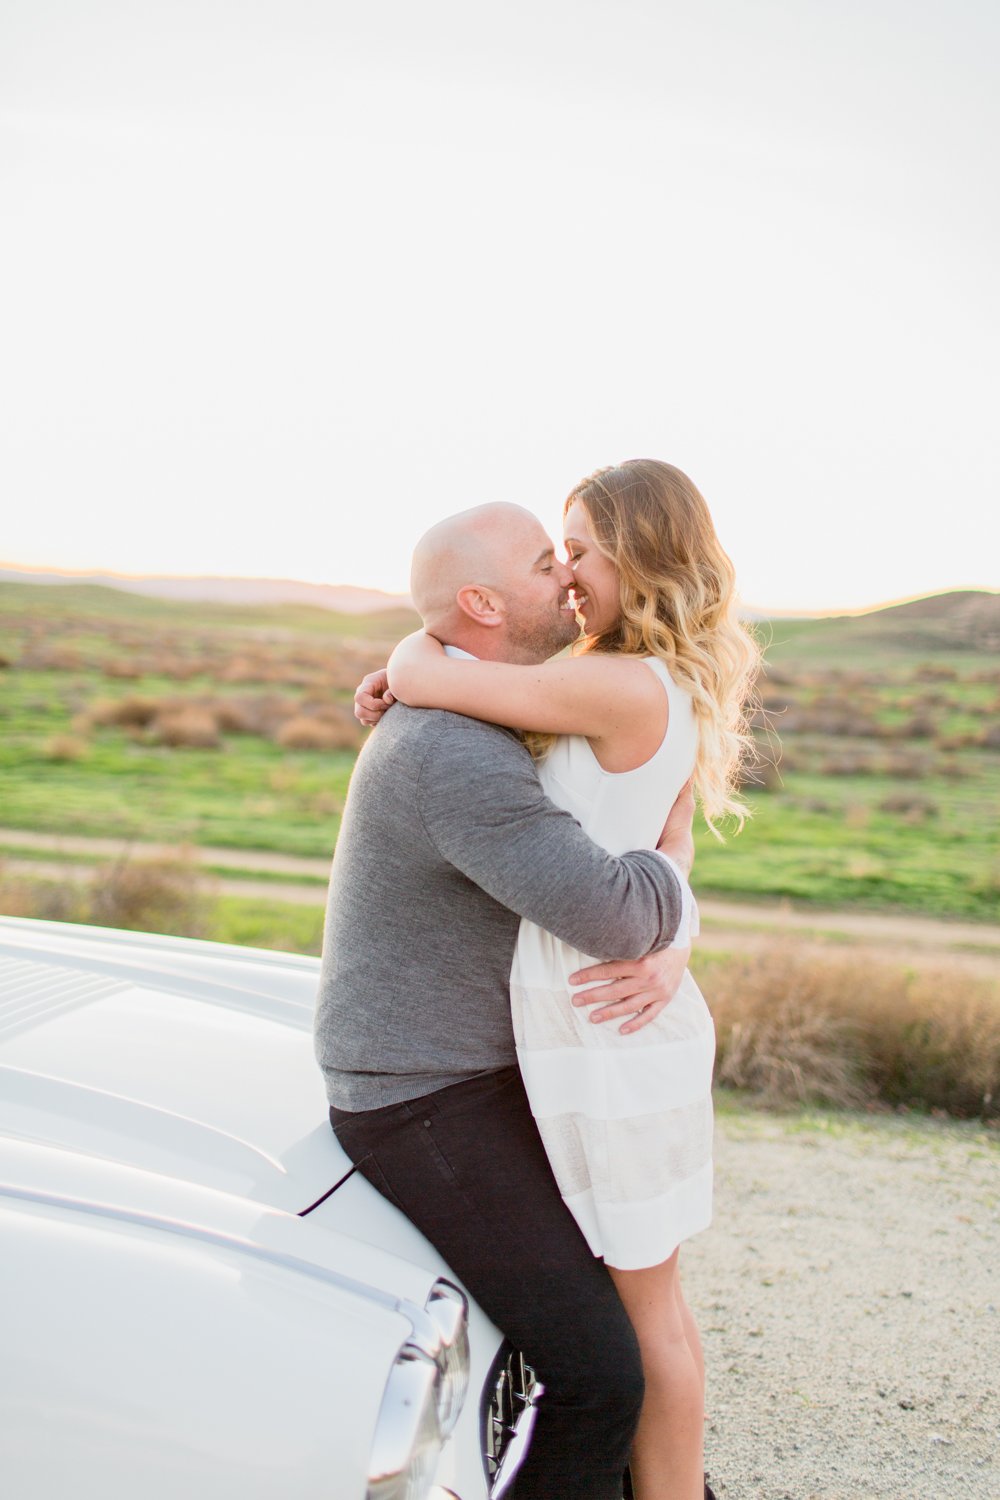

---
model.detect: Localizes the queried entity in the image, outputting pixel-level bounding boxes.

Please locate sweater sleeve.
[417,717,684,960]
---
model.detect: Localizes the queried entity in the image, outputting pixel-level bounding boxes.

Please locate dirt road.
[695,1107,998,1498]
[2,825,998,975]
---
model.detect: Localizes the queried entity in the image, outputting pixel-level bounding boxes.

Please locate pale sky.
[2,0,998,611]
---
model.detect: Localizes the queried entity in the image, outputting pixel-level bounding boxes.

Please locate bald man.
[407,501,583,663]
[314,504,696,1500]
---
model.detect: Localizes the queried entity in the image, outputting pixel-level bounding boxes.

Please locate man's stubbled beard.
[504,606,581,665]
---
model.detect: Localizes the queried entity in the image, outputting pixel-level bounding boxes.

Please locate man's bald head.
[410,502,541,629]
[409,502,579,663]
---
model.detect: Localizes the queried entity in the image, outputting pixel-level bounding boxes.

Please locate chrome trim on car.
[366,1344,443,1500]
[425,1280,470,1438]
[483,1344,537,1490]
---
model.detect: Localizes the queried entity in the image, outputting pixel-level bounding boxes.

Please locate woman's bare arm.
[385,629,666,741]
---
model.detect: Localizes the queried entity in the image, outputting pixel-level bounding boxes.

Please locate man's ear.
[455,584,505,628]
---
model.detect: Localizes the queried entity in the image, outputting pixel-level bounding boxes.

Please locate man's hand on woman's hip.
[568,946,693,1035]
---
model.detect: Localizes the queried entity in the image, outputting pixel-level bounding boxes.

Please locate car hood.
[0,917,342,1216]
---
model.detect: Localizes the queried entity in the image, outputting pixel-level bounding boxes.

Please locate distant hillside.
[0,579,421,642]
[2,566,995,657]
[873,590,1000,648]
[0,566,411,616]
[763,589,1000,667]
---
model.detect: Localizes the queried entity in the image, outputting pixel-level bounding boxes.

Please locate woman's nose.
[556,559,575,586]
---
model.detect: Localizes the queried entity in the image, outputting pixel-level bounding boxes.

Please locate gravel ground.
[684,1105,999,1500]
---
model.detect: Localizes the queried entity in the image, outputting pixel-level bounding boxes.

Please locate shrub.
[783,707,875,737]
[819,753,875,776]
[87,852,210,937]
[19,644,84,671]
[218,693,296,738]
[759,665,795,687]
[0,863,86,922]
[214,698,259,735]
[153,707,221,749]
[705,946,1000,1119]
[220,655,271,684]
[150,654,204,681]
[879,793,938,821]
[898,714,938,739]
[44,733,89,762]
[299,702,361,734]
[748,692,794,729]
[915,663,958,682]
[90,695,160,728]
[276,716,361,751]
[0,853,212,940]
[717,1005,872,1109]
[876,970,1000,1119]
[877,751,931,780]
[942,731,986,751]
[103,659,143,680]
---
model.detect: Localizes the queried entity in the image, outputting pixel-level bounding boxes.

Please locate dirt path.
[2,825,998,974]
[0,827,333,880]
[695,902,1000,979]
[694,1108,999,1499]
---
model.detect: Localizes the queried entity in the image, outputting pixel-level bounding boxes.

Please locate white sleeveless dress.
[510,657,715,1271]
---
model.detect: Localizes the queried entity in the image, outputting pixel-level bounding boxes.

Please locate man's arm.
[417,717,689,960]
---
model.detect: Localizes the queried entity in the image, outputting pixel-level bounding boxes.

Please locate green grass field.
[695,762,1000,917]
[1,581,998,920]
[0,667,356,852]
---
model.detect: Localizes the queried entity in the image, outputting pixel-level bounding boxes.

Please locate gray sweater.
[314,704,685,1109]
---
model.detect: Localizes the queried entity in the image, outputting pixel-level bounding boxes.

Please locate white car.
[0,916,537,1500]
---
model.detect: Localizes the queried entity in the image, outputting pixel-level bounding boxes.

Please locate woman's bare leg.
[609,1250,704,1500]
[676,1274,705,1394]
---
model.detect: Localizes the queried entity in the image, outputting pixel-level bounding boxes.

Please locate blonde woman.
[375,460,759,1500]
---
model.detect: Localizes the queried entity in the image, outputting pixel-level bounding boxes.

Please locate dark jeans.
[330,1066,644,1500]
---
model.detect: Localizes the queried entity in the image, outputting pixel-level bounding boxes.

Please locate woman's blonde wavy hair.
[549,459,762,836]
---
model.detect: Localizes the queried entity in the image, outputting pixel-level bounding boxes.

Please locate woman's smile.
[564,498,619,635]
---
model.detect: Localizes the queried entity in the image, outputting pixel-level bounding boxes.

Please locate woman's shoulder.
[570,651,667,693]
[640,655,689,697]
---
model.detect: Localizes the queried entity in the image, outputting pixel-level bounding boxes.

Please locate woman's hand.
[354,668,394,727]
[385,630,447,702]
[569,946,692,1034]
[356,633,447,724]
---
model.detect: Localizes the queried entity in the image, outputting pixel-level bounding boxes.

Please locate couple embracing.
[314,459,760,1500]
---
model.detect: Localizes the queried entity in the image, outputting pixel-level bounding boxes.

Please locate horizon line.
[0,557,996,622]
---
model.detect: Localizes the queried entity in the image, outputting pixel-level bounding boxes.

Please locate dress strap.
[640,655,676,693]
